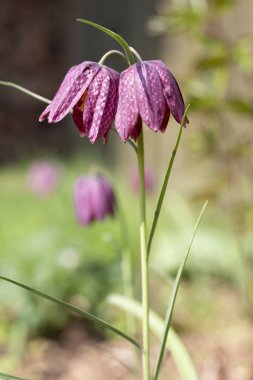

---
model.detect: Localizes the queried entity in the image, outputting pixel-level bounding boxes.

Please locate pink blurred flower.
[74,175,116,225]
[27,161,60,196]
[130,167,155,193]
[39,61,119,143]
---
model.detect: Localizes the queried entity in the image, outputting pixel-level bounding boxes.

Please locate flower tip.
[184,116,190,127]
[79,132,86,138]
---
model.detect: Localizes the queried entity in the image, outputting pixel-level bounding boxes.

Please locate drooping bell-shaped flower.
[74,175,116,225]
[39,62,119,143]
[115,60,188,141]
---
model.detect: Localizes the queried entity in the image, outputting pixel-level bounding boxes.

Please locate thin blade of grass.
[108,294,199,380]
[0,373,29,380]
[153,200,208,380]
[0,276,141,349]
[0,81,50,104]
[76,19,135,65]
[147,104,190,259]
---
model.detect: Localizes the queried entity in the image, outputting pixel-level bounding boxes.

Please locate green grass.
[0,159,125,335]
[0,157,249,341]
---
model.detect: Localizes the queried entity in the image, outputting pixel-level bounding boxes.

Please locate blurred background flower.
[26,161,61,196]
[74,175,116,225]
[130,167,155,193]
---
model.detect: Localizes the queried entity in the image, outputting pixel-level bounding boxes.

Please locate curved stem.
[0,81,50,104]
[136,127,150,380]
[130,47,143,62]
[99,50,128,65]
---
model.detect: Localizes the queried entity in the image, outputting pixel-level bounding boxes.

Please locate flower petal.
[130,115,142,141]
[134,62,166,132]
[72,100,86,137]
[115,66,140,141]
[39,104,51,122]
[151,60,188,125]
[41,62,101,123]
[74,177,95,225]
[93,176,115,220]
[86,67,119,143]
[159,103,170,132]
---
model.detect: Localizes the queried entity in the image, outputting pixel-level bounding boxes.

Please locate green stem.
[0,81,50,104]
[99,50,128,65]
[137,127,150,380]
[130,47,142,62]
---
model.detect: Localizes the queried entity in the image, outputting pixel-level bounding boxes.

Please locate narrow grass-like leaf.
[0,276,141,349]
[153,200,208,380]
[108,294,199,380]
[0,373,29,380]
[76,19,135,65]
[0,81,50,104]
[147,104,190,258]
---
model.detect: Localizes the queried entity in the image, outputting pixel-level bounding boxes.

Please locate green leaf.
[153,201,208,380]
[0,373,29,380]
[0,81,50,104]
[147,104,190,258]
[108,294,200,380]
[76,19,135,65]
[0,276,141,349]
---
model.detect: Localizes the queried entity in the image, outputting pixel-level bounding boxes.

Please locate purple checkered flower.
[39,61,119,143]
[115,60,188,141]
[74,175,116,226]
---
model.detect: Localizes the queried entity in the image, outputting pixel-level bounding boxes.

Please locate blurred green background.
[1,0,253,378]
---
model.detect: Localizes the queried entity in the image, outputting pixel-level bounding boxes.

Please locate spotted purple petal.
[134,62,165,132]
[150,60,188,125]
[115,66,140,142]
[84,67,119,143]
[39,61,101,123]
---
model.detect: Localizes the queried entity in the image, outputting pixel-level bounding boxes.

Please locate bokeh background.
[1,0,253,379]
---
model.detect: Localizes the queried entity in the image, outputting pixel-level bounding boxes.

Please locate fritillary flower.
[115,60,188,141]
[39,62,119,143]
